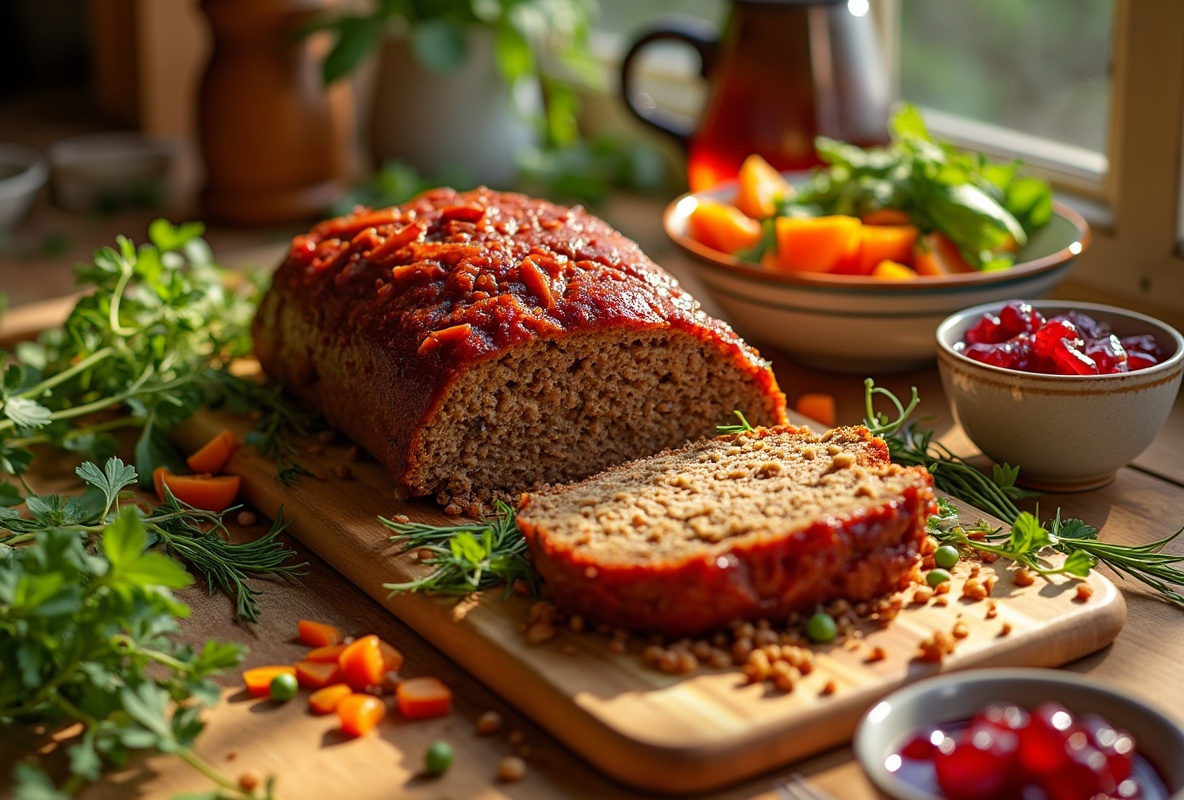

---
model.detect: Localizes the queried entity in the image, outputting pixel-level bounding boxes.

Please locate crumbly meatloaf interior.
[520,426,913,564]
[409,329,786,509]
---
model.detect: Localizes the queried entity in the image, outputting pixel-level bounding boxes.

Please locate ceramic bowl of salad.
[853,668,1184,800]
[662,108,1090,373]
[936,299,1184,492]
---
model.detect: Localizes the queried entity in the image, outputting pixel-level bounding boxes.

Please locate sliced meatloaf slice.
[516,424,936,637]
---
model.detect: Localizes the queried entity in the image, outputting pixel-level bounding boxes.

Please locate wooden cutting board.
[175,407,1126,795]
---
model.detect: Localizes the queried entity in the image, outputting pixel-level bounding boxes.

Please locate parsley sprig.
[0,219,313,488]
[866,380,1184,606]
[0,503,272,799]
[380,500,537,597]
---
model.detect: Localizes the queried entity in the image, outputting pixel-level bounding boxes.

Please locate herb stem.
[14,346,116,401]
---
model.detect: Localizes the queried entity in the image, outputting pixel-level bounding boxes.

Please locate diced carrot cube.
[396,676,452,720]
[155,470,241,512]
[295,659,343,689]
[338,635,385,691]
[297,620,344,648]
[243,665,297,697]
[377,639,404,674]
[337,693,386,736]
[309,683,352,715]
[307,643,349,663]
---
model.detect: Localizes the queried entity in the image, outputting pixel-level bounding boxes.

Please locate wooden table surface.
[3,201,1184,800]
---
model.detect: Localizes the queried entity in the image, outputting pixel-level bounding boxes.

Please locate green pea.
[424,740,454,775]
[934,545,960,570]
[269,672,298,702]
[805,612,838,643]
[926,568,952,588]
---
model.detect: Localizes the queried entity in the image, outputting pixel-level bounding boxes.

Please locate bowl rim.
[935,298,1184,381]
[662,183,1091,293]
[853,667,1184,800]
[0,142,49,201]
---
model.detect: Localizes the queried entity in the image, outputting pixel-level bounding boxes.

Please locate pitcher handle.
[619,19,718,148]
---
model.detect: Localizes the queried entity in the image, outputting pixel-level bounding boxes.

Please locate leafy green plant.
[0,498,270,798]
[0,220,315,488]
[785,104,1055,271]
[311,0,600,148]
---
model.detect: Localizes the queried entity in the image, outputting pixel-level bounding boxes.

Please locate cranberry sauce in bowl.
[888,702,1169,799]
[935,300,1184,491]
[854,669,1184,800]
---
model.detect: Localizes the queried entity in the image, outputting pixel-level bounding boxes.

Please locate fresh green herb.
[0,219,312,488]
[788,104,1054,270]
[0,505,272,799]
[866,380,1184,606]
[380,499,536,597]
[716,410,756,435]
[0,457,305,623]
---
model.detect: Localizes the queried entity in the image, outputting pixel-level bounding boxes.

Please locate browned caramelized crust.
[253,187,787,509]
[517,425,937,636]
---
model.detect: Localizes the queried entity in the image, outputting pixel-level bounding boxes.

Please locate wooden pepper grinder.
[197,0,351,226]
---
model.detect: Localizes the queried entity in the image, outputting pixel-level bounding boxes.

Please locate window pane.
[899,0,1113,154]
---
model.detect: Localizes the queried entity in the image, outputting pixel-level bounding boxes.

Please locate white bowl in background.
[0,143,48,230]
[48,132,177,214]
[936,299,1184,491]
[664,187,1090,374]
[854,668,1184,800]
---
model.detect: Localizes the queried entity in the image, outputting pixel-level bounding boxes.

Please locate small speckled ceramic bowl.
[936,300,1184,491]
[854,668,1184,800]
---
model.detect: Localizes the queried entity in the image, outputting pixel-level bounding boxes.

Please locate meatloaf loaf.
[516,424,937,637]
[253,187,787,512]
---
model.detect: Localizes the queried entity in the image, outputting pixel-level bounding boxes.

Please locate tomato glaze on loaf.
[253,187,788,513]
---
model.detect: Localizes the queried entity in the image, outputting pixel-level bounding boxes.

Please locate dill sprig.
[380,499,537,597]
[867,379,1184,607]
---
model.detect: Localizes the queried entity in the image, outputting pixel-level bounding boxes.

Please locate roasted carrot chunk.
[243,665,297,697]
[872,260,919,281]
[154,470,241,512]
[913,231,976,276]
[185,428,240,474]
[338,635,385,691]
[377,639,405,674]
[297,620,344,648]
[733,154,793,220]
[309,683,352,716]
[688,200,763,255]
[337,693,386,736]
[775,215,862,273]
[850,224,918,275]
[306,643,349,663]
[794,393,837,428]
[295,659,342,689]
[396,676,452,720]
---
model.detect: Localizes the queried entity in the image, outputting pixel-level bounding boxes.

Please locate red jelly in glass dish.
[887,701,1172,800]
[954,300,1165,375]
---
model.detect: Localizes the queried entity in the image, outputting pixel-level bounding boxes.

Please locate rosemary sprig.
[380,499,536,597]
[866,379,1184,607]
[0,457,306,622]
